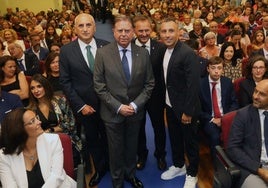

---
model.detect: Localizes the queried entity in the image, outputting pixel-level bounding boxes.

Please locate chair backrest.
[233,77,246,104]
[58,133,74,179]
[221,111,237,149]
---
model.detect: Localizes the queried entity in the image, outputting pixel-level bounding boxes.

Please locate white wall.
[0,0,62,16]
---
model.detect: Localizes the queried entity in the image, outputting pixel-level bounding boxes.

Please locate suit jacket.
[216,33,225,45]
[0,91,23,123]
[19,52,41,76]
[165,41,201,117]
[0,133,76,188]
[199,76,238,122]
[94,42,155,123]
[133,38,166,101]
[26,47,49,61]
[59,38,109,112]
[239,78,256,107]
[227,105,263,187]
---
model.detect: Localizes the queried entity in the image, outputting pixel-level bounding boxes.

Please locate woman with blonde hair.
[199,32,221,59]
[1,29,26,55]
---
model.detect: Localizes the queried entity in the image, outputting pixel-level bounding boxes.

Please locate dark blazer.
[239,78,256,107]
[0,91,23,123]
[59,38,109,113]
[25,47,49,61]
[199,76,238,122]
[20,52,41,76]
[216,33,225,45]
[94,42,155,123]
[227,105,263,187]
[165,41,201,117]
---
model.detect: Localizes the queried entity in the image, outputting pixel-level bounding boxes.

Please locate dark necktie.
[121,49,130,83]
[211,82,221,118]
[86,45,95,72]
[263,111,268,154]
[17,59,25,71]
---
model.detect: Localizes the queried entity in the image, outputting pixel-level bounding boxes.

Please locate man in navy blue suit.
[227,79,268,187]
[60,13,109,187]
[199,56,238,158]
[0,85,23,123]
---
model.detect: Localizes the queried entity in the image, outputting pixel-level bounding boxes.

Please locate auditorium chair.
[213,111,241,188]
[58,133,85,188]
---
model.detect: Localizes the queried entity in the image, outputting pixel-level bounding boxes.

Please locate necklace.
[23,151,37,161]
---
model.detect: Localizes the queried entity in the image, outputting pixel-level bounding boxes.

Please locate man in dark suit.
[59,13,109,187]
[90,0,108,23]
[94,15,154,188]
[227,79,268,187]
[159,18,200,187]
[25,33,49,61]
[199,56,238,158]
[132,15,167,171]
[8,42,40,76]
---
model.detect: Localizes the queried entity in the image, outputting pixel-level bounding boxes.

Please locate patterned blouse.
[223,60,243,82]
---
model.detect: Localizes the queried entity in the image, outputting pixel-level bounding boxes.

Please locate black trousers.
[137,96,166,159]
[166,105,199,176]
[78,112,108,173]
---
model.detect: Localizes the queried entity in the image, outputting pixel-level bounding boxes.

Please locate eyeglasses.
[252,66,266,70]
[24,115,40,126]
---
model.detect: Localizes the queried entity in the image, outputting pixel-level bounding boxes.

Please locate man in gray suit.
[94,15,154,188]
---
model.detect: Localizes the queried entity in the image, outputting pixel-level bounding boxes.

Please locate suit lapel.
[130,44,140,84]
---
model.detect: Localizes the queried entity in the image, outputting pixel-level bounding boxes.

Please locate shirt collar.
[135,39,150,49]
[208,75,220,83]
[118,43,131,52]
[78,38,97,50]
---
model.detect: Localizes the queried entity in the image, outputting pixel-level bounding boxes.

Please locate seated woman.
[0,55,29,105]
[199,31,221,59]
[0,108,76,187]
[228,29,248,59]
[250,30,265,55]
[42,52,62,94]
[28,74,82,163]
[239,55,268,107]
[220,42,243,82]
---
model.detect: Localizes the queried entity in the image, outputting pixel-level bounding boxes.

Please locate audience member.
[199,56,238,158]
[199,32,221,59]
[0,55,29,104]
[44,23,60,50]
[59,32,72,46]
[220,42,243,81]
[251,36,268,60]
[239,55,268,107]
[189,19,207,48]
[227,79,268,188]
[8,42,40,76]
[132,15,167,171]
[1,29,26,55]
[28,74,82,165]
[0,85,23,123]
[0,108,76,187]
[60,13,109,186]
[159,17,200,188]
[26,34,49,61]
[42,52,62,94]
[250,30,265,55]
[208,21,225,46]
[30,25,49,49]
[0,40,8,57]
[94,14,154,188]
[49,42,61,53]
[61,24,77,41]
[228,30,247,59]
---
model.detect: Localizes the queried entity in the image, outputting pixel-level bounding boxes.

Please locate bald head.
[253,79,268,110]
[74,13,96,44]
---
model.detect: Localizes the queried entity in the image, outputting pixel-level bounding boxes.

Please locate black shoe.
[136,156,147,170]
[89,172,104,187]
[126,177,144,188]
[157,157,167,171]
